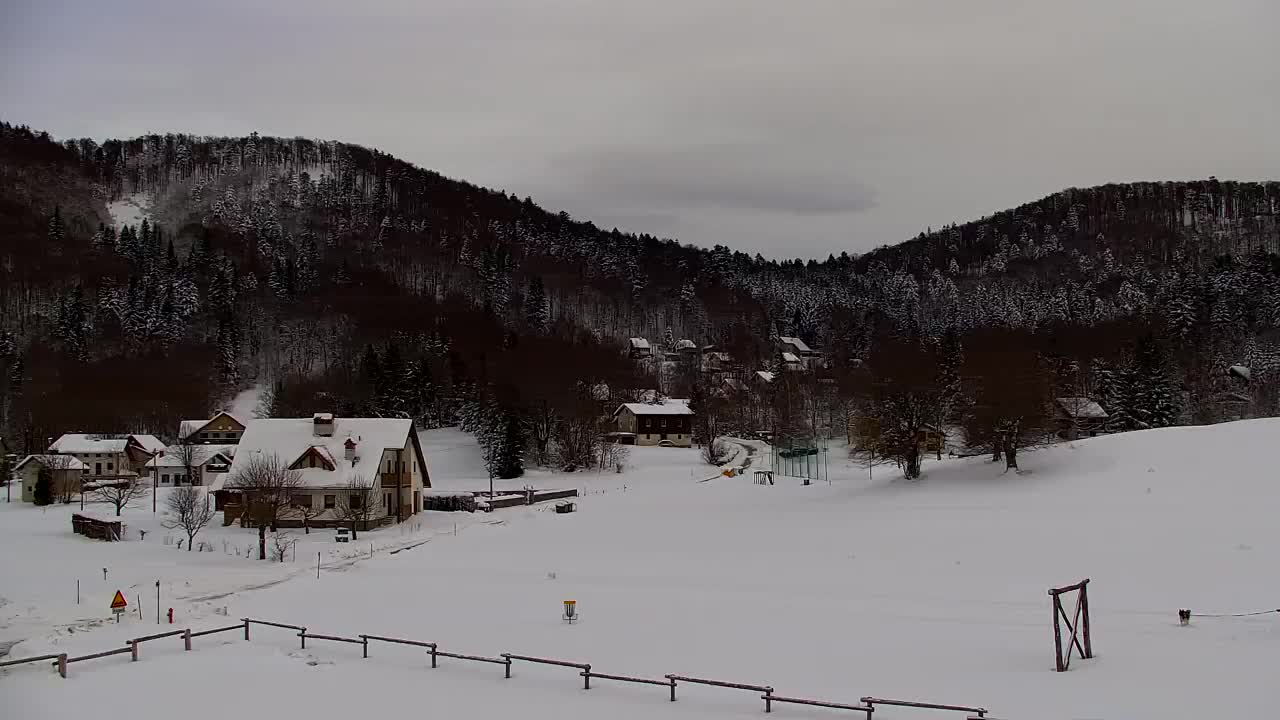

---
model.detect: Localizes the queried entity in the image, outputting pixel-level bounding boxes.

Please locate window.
[349,494,362,510]
[290,494,310,508]
[107,462,114,471]
[643,418,652,428]
[161,474,170,484]
[323,495,336,509]
[661,419,668,428]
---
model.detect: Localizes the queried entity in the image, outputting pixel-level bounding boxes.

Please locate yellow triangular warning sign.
[110,590,128,610]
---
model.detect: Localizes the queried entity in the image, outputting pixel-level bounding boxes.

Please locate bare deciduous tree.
[228,453,302,560]
[162,485,215,551]
[336,476,380,541]
[597,436,631,472]
[270,532,297,563]
[292,494,319,533]
[166,443,203,486]
[92,475,148,516]
[46,453,80,503]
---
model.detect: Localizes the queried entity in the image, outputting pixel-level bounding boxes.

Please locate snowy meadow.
[3,423,1277,719]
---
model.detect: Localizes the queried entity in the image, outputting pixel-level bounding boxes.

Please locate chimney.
[344,437,357,462]
[313,413,335,437]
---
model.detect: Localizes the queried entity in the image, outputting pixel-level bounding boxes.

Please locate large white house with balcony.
[212,414,430,528]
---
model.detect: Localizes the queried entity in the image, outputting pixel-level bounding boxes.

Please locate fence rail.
[1,653,67,678]
[189,624,242,639]
[65,646,133,665]
[862,697,987,716]
[128,629,186,644]
[503,653,591,688]
[434,649,513,677]
[2,616,994,718]
[767,695,873,717]
[243,618,305,632]
[666,674,773,711]
[586,670,674,689]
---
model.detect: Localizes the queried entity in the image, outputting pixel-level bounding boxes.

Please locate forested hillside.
[1,122,1278,474]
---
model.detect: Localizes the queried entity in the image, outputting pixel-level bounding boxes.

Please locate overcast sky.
[3,0,1277,257]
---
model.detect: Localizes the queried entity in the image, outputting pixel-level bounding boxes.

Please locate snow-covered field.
[3,422,1278,719]
[106,192,150,229]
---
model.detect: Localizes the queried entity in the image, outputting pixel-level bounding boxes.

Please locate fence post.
[430,645,437,668]
[299,630,307,649]
[362,636,368,659]
[130,640,138,662]
[669,676,677,702]
[764,687,773,713]
[183,629,192,651]
[583,664,591,690]
[57,653,67,679]
[243,619,250,641]
[1081,583,1093,658]
[504,656,511,679]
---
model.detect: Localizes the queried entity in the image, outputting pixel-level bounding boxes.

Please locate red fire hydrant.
[167,608,174,624]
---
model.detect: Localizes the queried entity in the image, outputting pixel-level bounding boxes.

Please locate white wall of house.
[66,451,129,478]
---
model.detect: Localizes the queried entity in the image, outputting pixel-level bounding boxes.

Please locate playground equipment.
[771,433,828,485]
[563,600,579,624]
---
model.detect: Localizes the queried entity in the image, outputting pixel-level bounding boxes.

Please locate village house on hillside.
[144,445,235,487]
[47,433,165,480]
[178,411,246,445]
[628,337,653,360]
[212,414,429,528]
[613,400,694,447]
[12,455,87,502]
[777,336,822,369]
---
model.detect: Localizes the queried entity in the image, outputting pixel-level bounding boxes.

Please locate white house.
[47,433,165,479]
[213,415,430,528]
[144,445,236,487]
[12,455,88,502]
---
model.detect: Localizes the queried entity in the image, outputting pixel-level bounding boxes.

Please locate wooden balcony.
[380,472,408,488]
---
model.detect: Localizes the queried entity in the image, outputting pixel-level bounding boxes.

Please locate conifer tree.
[33,466,53,506]
[526,275,549,333]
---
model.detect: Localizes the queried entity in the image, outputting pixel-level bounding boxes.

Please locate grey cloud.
[2,0,1277,257]
[558,145,876,217]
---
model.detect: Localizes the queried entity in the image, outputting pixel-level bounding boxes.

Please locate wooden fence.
[0,616,992,718]
[71,514,122,541]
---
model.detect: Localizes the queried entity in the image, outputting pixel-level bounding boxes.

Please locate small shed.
[1055,397,1109,439]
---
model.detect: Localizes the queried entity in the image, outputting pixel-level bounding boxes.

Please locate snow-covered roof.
[48,434,128,454]
[145,445,237,469]
[675,339,697,351]
[178,420,204,440]
[179,411,246,441]
[756,370,776,383]
[614,399,693,417]
[48,433,162,454]
[1056,397,1108,419]
[778,336,813,353]
[131,435,166,454]
[1227,365,1252,382]
[215,417,415,490]
[781,352,801,363]
[13,455,88,472]
[629,337,651,350]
